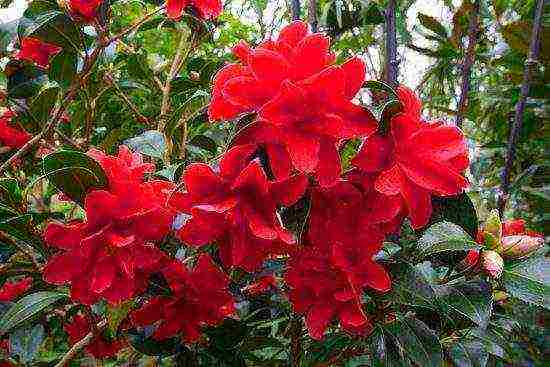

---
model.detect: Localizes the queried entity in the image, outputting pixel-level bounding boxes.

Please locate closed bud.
[483,210,502,249]
[189,71,200,81]
[501,235,544,260]
[481,250,504,279]
[457,249,480,271]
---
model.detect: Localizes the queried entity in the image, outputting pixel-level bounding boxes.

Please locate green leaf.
[363,80,398,99]
[362,3,385,25]
[106,300,133,338]
[49,50,77,87]
[0,291,68,335]
[429,193,479,238]
[42,150,109,205]
[390,262,436,309]
[7,62,47,99]
[447,339,488,367]
[502,255,550,310]
[376,315,444,367]
[28,83,60,131]
[435,279,493,328]
[19,11,80,52]
[418,13,448,38]
[124,130,166,159]
[417,221,480,259]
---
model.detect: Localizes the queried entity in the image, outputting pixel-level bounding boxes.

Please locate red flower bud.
[457,249,480,271]
[481,251,504,279]
[501,235,544,260]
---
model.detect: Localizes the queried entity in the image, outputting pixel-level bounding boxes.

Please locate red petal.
[260,80,306,126]
[291,34,331,80]
[222,76,272,111]
[352,134,394,172]
[166,0,186,20]
[44,222,84,250]
[102,273,136,304]
[43,253,81,285]
[374,165,402,196]
[397,157,468,196]
[357,261,392,292]
[90,258,116,294]
[270,174,308,206]
[306,304,334,340]
[283,129,320,174]
[219,144,257,182]
[84,190,118,228]
[396,85,422,119]
[315,138,341,187]
[265,143,292,180]
[178,209,227,245]
[132,296,166,326]
[407,124,468,161]
[184,163,229,204]
[249,48,290,88]
[401,177,432,229]
[232,41,251,64]
[340,57,365,99]
[277,20,308,48]
[339,303,368,328]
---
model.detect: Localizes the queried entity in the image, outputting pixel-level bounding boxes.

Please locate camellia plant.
[0,0,546,366]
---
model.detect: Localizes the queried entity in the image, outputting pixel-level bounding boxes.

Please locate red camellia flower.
[352,86,469,228]
[65,314,125,358]
[15,37,61,69]
[209,21,336,120]
[166,0,222,20]
[68,0,103,22]
[0,110,31,150]
[42,147,175,304]
[0,277,32,302]
[171,144,307,271]
[286,240,390,340]
[131,255,234,343]
[243,275,277,296]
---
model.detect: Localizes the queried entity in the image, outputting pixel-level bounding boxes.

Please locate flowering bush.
[0,1,546,366]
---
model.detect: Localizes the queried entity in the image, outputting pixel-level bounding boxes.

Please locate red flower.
[166,0,222,20]
[15,37,61,69]
[0,110,31,150]
[131,255,234,343]
[171,144,307,271]
[65,314,125,359]
[352,86,469,228]
[43,148,174,305]
[209,21,336,121]
[0,277,32,302]
[68,0,103,22]
[286,241,390,340]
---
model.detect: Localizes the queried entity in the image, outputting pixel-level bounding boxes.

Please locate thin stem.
[385,0,398,87]
[104,73,150,125]
[54,319,107,367]
[455,0,481,128]
[498,0,544,216]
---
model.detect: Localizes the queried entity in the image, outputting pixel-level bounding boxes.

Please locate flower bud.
[189,71,200,81]
[483,210,502,249]
[481,250,504,279]
[456,249,480,271]
[501,235,544,260]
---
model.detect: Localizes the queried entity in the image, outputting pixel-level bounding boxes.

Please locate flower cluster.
[40,21,471,346]
[131,255,234,343]
[43,146,175,304]
[166,0,222,20]
[0,277,32,302]
[0,110,31,150]
[68,0,104,22]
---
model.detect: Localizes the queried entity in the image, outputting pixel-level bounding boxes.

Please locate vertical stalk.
[308,0,317,32]
[498,0,544,216]
[290,0,301,20]
[455,0,481,128]
[385,0,398,87]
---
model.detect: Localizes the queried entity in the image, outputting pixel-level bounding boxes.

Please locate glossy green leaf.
[49,50,78,87]
[418,13,448,38]
[447,339,488,367]
[430,193,479,238]
[0,291,68,335]
[28,83,59,131]
[417,221,480,259]
[42,150,109,205]
[502,255,550,310]
[124,130,166,159]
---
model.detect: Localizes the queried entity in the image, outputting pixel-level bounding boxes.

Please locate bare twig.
[385,0,398,87]
[104,73,150,125]
[54,319,107,367]
[307,0,317,32]
[498,0,544,216]
[455,0,481,128]
[289,316,303,366]
[289,0,301,20]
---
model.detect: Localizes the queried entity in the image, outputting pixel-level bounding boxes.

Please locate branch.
[107,5,165,45]
[307,0,317,32]
[385,0,398,87]
[289,316,303,366]
[289,0,301,20]
[498,0,544,216]
[455,0,481,128]
[54,319,107,367]
[104,73,150,125]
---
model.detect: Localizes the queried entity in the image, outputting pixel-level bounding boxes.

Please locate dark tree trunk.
[290,0,301,20]
[498,0,544,216]
[455,0,481,128]
[385,0,398,87]
[308,0,317,32]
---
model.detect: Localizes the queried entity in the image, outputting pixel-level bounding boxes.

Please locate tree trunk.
[290,0,301,21]
[455,0,481,128]
[385,0,398,87]
[308,0,317,32]
[498,0,544,216]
